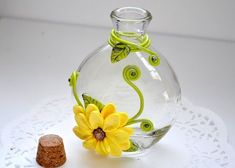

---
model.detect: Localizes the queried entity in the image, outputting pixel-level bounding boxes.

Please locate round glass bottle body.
[76,7,181,156]
[77,45,181,156]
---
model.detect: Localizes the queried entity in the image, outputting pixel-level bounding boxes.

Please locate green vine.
[69,71,83,107]
[122,65,143,120]
[109,29,160,132]
[122,65,154,132]
[109,29,160,66]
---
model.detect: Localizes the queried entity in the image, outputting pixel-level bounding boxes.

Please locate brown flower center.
[93,127,106,141]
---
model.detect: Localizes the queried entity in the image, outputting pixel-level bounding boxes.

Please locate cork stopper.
[36,134,66,168]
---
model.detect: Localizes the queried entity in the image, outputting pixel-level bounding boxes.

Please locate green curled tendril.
[126,119,154,132]
[122,65,154,132]
[123,65,143,120]
[140,120,154,132]
[148,55,160,67]
[69,71,83,107]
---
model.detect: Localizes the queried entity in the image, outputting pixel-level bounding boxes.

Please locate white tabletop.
[0,17,234,150]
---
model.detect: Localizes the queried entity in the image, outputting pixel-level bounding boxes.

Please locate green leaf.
[82,94,105,111]
[151,125,171,143]
[124,140,138,152]
[111,43,130,63]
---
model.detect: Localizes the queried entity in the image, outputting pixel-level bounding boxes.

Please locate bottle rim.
[110,7,152,22]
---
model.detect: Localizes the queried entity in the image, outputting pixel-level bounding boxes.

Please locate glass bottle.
[69,7,181,157]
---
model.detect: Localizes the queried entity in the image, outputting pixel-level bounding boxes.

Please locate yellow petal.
[73,126,92,140]
[103,138,111,153]
[75,113,91,130]
[95,141,108,156]
[118,140,131,150]
[83,137,97,150]
[103,113,120,132]
[106,137,122,157]
[89,111,104,129]
[106,129,131,150]
[101,103,116,119]
[106,129,129,144]
[118,112,128,127]
[73,105,84,115]
[85,104,99,118]
[100,141,109,155]
[119,127,134,136]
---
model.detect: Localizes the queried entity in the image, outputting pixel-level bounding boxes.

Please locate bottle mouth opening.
[111,7,152,22]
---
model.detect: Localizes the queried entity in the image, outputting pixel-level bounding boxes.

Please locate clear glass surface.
[76,7,181,156]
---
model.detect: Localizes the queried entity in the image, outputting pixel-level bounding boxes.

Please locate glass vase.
[69,7,181,157]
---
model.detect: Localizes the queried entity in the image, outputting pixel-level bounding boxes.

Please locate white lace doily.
[0,97,234,168]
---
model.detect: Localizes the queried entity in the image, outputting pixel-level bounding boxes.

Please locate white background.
[0,0,235,150]
[1,0,235,41]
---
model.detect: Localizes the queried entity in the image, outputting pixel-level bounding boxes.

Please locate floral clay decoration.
[69,7,181,157]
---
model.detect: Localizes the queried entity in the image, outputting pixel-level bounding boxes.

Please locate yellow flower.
[73,103,134,157]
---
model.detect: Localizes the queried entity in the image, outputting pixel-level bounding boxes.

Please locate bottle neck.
[114,30,146,44]
[111,7,152,44]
